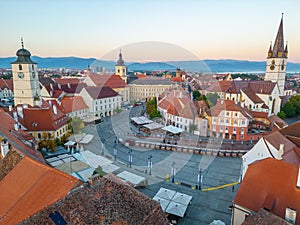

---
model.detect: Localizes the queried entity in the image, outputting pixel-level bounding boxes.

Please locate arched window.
[32,65,34,70]
[19,65,22,70]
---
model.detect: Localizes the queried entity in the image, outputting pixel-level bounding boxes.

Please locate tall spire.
[116,49,124,66]
[272,13,285,58]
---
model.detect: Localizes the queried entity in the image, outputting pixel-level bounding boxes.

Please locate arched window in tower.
[123,69,125,73]
[32,65,34,70]
[118,69,120,73]
[281,60,285,71]
[19,65,22,70]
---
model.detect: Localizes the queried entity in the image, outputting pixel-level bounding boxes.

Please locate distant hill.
[1,56,300,73]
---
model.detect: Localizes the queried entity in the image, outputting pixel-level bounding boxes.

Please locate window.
[19,64,22,70]
[226,112,229,116]
[234,113,238,117]
[226,119,229,125]
[38,133,41,139]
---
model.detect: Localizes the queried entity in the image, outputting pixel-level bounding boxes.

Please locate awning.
[172,192,193,206]
[143,122,164,131]
[165,201,187,218]
[131,116,153,125]
[155,187,176,200]
[79,134,94,144]
[153,196,170,211]
[117,171,146,187]
[162,125,183,134]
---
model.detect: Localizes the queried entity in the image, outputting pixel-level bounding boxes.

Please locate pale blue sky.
[1,0,299,62]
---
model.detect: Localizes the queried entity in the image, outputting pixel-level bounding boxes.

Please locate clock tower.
[11,39,42,106]
[115,50,127,83]
[264,14,288,96]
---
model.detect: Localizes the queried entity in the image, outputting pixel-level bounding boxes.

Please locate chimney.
[14,123,18,131]
[9,105,12,112]
[1,139,10,158]
[13,111,18,122]
[53,104,57,115]
[278,144,284,159]
[17,106,23,119]
[48,100,52,106]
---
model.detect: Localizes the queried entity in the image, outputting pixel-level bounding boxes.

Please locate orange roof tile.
[54,78,81,85]
[171,77,184,82]
[88,73,126,88]
[136,74,147,79]
[60,96,88,114]
[0,109,44,163]
[0,156,78,225]
[234,158,300,224]
[0,78,13,91]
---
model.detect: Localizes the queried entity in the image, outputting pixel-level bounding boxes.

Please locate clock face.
[18,72,24,79]
[32,72,36,78]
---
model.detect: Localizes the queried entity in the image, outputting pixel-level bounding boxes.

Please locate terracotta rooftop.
[268,115,288,129]
[88,73,126,88]
[21,176,169,225]
[0,78,13,91]
[84,86,119,99]
[0,156,78,225]
[242,208,289,225]
[54,78,81,85]
[60,96,88,114]
[280,121,300,138]
[234,158,300,224]
[171,76,184,83]
[210,99,252,119]
[264,131,296,152]
[0,109,44,163]
[15,104,69,132]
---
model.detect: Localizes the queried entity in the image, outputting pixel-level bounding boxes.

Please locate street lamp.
[128,149,133,168]
[148,155,153,175]
[171,162,176,183]
[198,169,203,191]
[113,148,117,161]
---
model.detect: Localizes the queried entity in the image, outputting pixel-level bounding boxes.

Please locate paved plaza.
[83,106,242,224]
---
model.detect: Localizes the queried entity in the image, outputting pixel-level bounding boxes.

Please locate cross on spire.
[21,37,24,49]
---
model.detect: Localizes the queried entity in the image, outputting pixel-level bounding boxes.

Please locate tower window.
[19,65,22,70]
[32,65,34,70]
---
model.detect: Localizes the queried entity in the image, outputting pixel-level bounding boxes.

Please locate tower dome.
[11,39,36,65]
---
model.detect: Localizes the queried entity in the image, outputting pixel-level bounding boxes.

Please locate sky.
[1,0,299,62]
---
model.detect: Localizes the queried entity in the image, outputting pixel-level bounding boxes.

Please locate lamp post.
[128,149,133,168]
[113,148,117,161]
[171,162,176,183]
[148,155,153,175]
[198,169,202,191]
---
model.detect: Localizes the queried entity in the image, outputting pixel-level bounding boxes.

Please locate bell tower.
[264,14,288,96]
[11,39,42,106]
[115,50,127,83]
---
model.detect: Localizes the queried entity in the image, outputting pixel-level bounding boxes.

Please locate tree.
[282,101,296,118]
[69,117,84,134]
[277,111,286,119]
[149,109,161,119]
[206,93,220,107]
[189,123,197,133]
[289,95,300,114]
[193,90,201,101]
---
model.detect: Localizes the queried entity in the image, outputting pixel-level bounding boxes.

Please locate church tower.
[11,39,42,107]
[264,14,288,96]
[115,50,127,83]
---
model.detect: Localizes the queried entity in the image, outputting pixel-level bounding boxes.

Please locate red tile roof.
[84,86,119,99]
[136,74,147,79]
[0,109,44,163]
[0,156,78,225]
[0,78,13,91]
[88,73,126,88]
[242,208,289,225]
[234,158,300,224]
[21,176,168,225]
[54,78,81,85]
[210,100,252,118]
[60,96,88,114]
[264,131,296,152]
[15,104,69,131]
[171,76,184,82]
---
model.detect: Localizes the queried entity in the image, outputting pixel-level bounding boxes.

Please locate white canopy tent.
[155,187,176,200]
[162,125,183,134]
[117,171,147,187]
[172,192,193,206]
[131,116,153,125]
[165,201,187,218]
[153,196,170,211]
[142,122,164,130]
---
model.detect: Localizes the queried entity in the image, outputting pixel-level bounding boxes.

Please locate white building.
[80,86,121,118]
